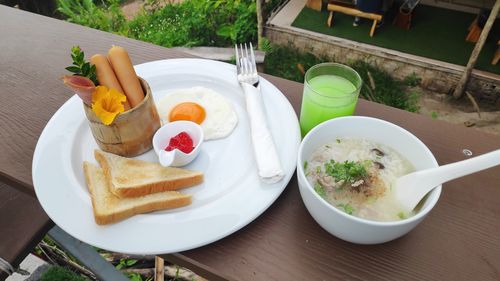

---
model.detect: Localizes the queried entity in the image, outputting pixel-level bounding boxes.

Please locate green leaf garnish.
[336,139,341,143]
[65,66,81,73]
[316,166,321,174]
[338,203,354,215]
[314,182,326,198]
[66,45,98,85]
[397,212,407,219]
[303,161,308,170]
[126,259,138,266]
[324,160,368,183]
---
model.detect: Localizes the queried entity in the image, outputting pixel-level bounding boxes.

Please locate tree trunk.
[256,0,264,50]
[453,1,500,99]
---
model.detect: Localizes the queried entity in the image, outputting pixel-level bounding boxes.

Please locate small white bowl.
[297,116,441,244]
[152,121,204,167]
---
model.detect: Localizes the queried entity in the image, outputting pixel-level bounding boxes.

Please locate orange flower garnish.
[91,86,127,125]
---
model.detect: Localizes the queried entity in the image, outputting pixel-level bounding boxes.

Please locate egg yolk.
[169,102,206,124]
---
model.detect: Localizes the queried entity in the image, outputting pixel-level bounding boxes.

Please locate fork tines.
[235,42,257,76]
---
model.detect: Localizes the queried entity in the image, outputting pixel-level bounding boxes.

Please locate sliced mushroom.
[373,161,385,169]
[371,148,385,156]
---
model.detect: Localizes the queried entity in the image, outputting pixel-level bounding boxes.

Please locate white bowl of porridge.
[297,116,441,244]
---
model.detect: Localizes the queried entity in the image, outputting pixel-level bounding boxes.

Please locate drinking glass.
[299,63,362,137]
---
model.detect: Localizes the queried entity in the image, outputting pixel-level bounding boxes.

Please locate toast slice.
[94,150,203,198]
[83,161,192,225]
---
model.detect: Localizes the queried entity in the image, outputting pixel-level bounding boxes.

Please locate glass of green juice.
[300,63,362,137]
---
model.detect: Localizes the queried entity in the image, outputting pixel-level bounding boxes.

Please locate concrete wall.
[266,25,500,106]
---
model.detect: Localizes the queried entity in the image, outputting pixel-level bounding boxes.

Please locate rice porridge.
[305,138,415,221]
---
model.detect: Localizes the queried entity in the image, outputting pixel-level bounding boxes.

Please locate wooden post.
[453,1,500,99]
[256,0,264,50]
[154,256,164,281]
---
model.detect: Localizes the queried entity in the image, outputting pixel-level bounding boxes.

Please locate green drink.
[300,63,362,136]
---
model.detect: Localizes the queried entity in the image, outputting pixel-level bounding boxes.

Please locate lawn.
[292,5,500,75]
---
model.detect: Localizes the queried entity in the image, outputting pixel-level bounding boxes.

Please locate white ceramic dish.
[153,121,204,167]
[297,116,441,244]
[33,59,301,255]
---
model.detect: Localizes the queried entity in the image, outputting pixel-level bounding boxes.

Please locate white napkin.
[241,83,284,183]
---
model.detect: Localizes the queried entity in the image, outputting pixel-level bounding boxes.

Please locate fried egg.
[156,87,238,140]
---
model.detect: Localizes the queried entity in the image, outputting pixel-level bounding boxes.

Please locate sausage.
[90,54,130,110]
[107,45,144,108]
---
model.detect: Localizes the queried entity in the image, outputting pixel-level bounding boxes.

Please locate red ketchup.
[165,132,194,154]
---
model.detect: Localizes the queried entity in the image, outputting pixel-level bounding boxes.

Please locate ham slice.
[62,75,95,105]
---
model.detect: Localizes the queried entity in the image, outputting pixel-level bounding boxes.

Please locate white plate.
[33,59,301,255]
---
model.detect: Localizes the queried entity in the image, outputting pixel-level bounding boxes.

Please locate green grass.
[264,45,420,112]
[40,266,89,281]
[292,5,500,74]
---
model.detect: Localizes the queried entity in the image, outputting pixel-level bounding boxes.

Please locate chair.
[492,40,500,65]
[0,182,130,281]
[306,0,322,11]
[466,9,489,43]
[0,183,53,280]
[393,0,420,29]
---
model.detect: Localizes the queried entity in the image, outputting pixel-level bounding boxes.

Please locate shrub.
[57,0,127,34]
[264,0,285,17]
[128,0,256,47]
[40,266,88,281]
[58,0,256,47]
[264,45,326,82]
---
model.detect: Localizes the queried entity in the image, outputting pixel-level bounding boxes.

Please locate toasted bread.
[83,161,192,225]
[94,150,203,198]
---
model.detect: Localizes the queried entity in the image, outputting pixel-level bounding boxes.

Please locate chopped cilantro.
[314,182,326,198]
[325,145,331,148]
[316,166,321,174]
[363,160,373,166]
[324,160,368,183]
[336,138,341,143]
[397,212,407,219]
[303,161,308,170]
[338,203,354,215]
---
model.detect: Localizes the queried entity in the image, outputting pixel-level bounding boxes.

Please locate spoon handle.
[424,149,500,187]
[396,149,500,213]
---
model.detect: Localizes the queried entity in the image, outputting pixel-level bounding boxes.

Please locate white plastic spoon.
[395,149,500,213]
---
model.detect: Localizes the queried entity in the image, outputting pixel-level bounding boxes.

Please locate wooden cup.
[83,77,161,157]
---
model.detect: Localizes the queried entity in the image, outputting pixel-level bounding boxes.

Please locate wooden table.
[2,5,500,281]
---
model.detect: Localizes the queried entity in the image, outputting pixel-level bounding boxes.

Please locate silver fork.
[234,43,284,183]
[235,43,259,87]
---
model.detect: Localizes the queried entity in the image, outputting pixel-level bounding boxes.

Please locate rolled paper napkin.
[107,45,144,108]
[90,54,131,110]
[62,75,95,105]
[241,83,284,183]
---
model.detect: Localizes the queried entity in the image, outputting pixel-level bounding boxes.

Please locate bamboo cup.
[83,77,160,157]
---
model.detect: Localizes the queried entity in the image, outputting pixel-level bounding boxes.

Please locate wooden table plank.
[1,5,500,281]
[0,5,195,196]
[163,78,500,281]
[0,182,53,280]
